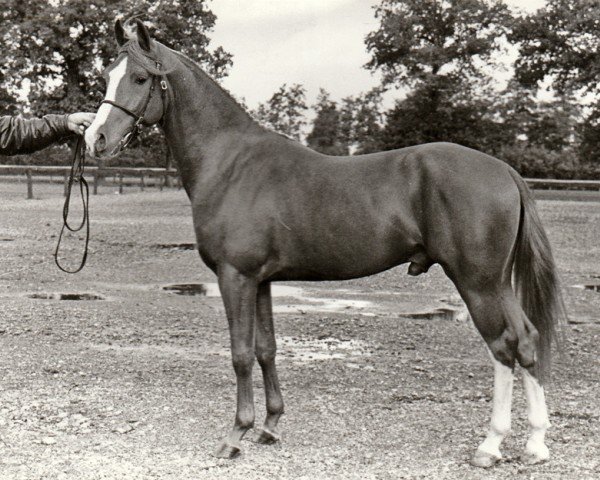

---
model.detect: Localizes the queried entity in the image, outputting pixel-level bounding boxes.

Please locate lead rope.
[54,136,90,273]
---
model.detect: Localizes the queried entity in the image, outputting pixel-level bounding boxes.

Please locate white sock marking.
[523,369,550,460]
[477,355,514,458]
[85,56,128,153]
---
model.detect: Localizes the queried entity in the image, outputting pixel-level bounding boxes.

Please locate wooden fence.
[0,165,180,198]
[1,165,599,199]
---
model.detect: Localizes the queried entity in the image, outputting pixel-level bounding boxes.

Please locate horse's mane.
[121,36,292,140]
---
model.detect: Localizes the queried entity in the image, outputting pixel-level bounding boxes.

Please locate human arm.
[0,112,95,155]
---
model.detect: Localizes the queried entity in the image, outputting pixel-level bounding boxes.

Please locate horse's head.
[85,19,168,157]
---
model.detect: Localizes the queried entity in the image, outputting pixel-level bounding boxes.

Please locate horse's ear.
[135,19,152,52]
[115,19,126,46]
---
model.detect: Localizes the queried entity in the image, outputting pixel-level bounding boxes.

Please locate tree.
[339,88,384,154]
[379,76,509,153]
[253,84,308,140]
[0,1,232,116]
[511,0,600,167]
[306,89,348,155]
[0,70,17,116]
[364,0,513,153]
[365,0,512,88]
[511,0,600,94]
[0,1,232,168]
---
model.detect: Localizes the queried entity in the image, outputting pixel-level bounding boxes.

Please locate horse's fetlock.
[236,415,254,430]
[267,398,284,416]
[490,422,511,438]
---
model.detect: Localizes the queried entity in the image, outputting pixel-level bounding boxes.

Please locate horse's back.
[194,135,522,283]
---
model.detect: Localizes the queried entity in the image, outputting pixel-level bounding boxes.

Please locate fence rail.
[0,165,599,199]
[0,165,180,198]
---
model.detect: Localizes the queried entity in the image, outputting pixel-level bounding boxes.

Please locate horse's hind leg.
[214,264,258,459]
[254,282,284,444]
[471,348,514,468]
[522,369,550,464]
[461,286,540,468]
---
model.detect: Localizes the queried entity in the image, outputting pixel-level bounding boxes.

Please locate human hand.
[67,112,96,135]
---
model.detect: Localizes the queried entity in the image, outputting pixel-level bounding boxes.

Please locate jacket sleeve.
[0,114,72,155]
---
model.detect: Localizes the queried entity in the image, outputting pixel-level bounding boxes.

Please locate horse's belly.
[270,231,418,281]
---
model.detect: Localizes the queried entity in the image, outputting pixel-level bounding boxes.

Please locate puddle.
[401,308,462,321]
[278,336,371,363]
[163,282,371,314]
[274,299,372,315]
[0,238,14,242]
[572,284,600,292]
[162,283,303,298]
[163,284,208,296]
[154,243,196,251]
[161,282,461,319]
[28,293,105,301]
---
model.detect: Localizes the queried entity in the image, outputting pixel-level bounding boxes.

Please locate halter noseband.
[100,57,168,151]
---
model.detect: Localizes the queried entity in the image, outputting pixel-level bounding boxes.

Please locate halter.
[100,57,168,151]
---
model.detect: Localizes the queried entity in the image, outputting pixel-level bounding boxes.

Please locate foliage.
[511,0,600,94]
[578,104,600,165]
[378,77,508,154]
[306,89,348,155]
[363,0,515,158]
[253,84,308,140]
[339,89,385,154]
[365,0,512,87]
[0,0,231,115]
[499,144,585,179]
[0,0,231,166]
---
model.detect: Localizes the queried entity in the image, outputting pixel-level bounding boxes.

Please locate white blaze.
[85,56,128,153]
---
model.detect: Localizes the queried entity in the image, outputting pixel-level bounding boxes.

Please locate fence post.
[118,173,124,194]
[159,173,163,192]
[63,171,69,197]
[177,175,182,190]
[93,171,99,195]
[140,173,145,192]
[26,169,33,199]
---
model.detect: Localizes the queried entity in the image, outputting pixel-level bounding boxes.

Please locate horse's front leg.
[214,263,258,459]
[255,282,284,444]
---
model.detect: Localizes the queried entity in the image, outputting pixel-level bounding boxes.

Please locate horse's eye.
[135,77,147,85]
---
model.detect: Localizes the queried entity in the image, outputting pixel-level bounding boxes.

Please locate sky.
[210,0,547,109]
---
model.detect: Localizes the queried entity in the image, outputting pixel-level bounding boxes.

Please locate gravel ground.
[0,184,598,479]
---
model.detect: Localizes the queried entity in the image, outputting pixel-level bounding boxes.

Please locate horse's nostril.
[95,133,107,153]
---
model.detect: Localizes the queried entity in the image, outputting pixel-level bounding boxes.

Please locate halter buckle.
[160,80,168,90]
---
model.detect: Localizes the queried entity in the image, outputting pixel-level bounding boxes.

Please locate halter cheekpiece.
[100,50,169,151]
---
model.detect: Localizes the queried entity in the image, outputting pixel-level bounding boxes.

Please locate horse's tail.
[508,169,566,383]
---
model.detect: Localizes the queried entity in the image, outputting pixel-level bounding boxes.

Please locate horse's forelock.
[117,41,171,76]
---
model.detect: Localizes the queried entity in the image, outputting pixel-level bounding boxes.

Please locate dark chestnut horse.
[85,19,566,467]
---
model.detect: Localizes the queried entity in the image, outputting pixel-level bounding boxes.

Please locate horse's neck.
[161,51,258,194]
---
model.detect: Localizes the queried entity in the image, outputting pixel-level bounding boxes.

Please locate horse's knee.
[232,350,255,376]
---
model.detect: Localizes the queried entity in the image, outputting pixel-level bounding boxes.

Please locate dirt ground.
[0,182,598,479]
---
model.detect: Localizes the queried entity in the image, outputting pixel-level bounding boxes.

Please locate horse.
[84,19,566,467]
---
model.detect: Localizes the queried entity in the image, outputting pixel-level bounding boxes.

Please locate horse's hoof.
[256,427,280,444]
[470,450,501,468]
[522,441,549,465]
[521,449,549,465]
[214,442,241,459]
[521,453,548,465]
